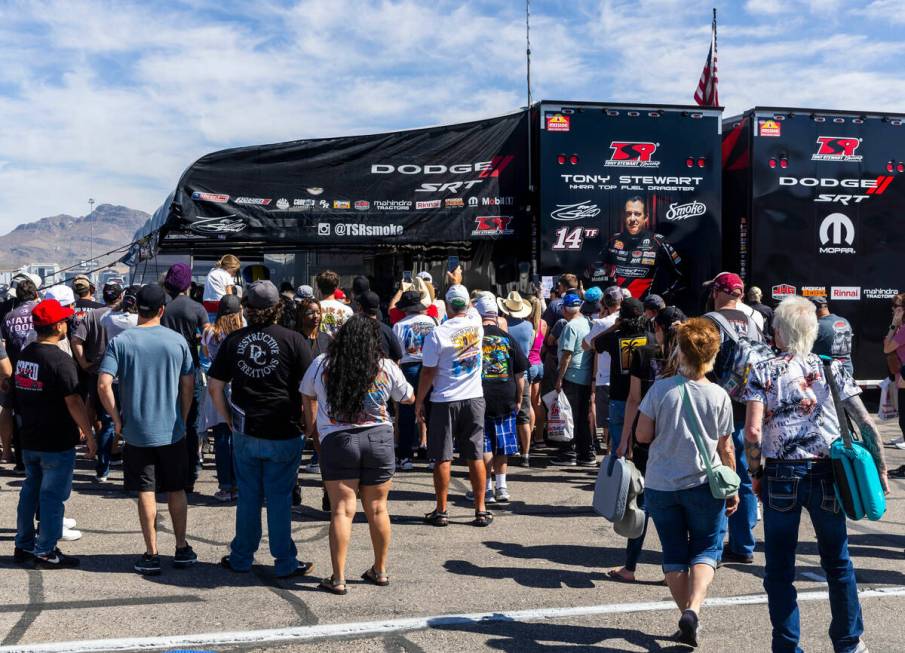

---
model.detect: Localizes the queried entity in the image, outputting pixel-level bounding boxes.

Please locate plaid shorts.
[483,412,520,456]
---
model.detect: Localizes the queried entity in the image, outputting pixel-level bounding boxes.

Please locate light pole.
[88,198,95,277]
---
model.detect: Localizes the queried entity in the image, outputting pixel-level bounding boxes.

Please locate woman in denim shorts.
[301,316,415,595]
[635,318,738,648]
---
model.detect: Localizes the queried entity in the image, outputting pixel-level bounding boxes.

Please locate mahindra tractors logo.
[472,216,513,237]
[812,136,863,163]
[605,142,660,168]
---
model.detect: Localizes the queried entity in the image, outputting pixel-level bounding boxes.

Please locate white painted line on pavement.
[3,585,905,653]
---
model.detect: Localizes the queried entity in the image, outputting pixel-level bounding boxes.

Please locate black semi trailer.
[723,107,905,382]
[536,101,723,313]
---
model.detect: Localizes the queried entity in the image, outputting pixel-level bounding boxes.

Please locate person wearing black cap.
[593,298,650,457]
[13,299,96,568]
[71,283,121,481]
[643,294,665,335]
[97,285,196,575]
[208,280,315,579]
[811,296,853,376]
[356,291,402,363]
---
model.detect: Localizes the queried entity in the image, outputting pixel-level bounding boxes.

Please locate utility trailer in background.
[723,107,905,382]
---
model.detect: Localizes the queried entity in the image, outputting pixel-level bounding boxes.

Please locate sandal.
[473,510,494,527]
[424,509,449,527]
[606,568,636,583]
[889,466,905,479]
[361,566,390,587]
[318,575,348,595]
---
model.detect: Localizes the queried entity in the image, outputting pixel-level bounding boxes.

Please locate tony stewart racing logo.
[605,142,660,168]
[811,136,862,163]
[472,216,513,237]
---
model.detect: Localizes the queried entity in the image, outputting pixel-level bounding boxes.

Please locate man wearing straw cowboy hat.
[497,292,535,465]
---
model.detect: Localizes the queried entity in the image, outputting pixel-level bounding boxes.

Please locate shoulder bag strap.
[680,379,717,476]
[821,356,853,449]
[704,311,739,344]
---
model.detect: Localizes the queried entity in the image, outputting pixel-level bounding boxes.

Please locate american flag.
[694,11,718,107]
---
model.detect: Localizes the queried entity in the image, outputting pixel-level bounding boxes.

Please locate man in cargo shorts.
[416,278,490,527]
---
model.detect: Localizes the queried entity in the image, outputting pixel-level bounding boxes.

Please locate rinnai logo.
[772,284,796,300]
[415,200,441,210]
[665,201,706,221]
[818,213,855,254]
[472,216,513,236]
[831,286,861,300]
[605,142,660,168]
[812,136,863,163]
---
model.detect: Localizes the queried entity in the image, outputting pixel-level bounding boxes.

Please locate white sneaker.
[62,517,77,529]
[886,436,904,446]
[304,462,320,473]
[399,458,414,471]
[494,487,510,503]
[757,502,763,522]
[60,527,82,542]
[213,489,233,502]
[895,442,905,450]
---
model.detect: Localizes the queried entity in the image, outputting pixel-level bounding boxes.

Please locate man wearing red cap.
[13,299,95,568]
[704,272,766,566]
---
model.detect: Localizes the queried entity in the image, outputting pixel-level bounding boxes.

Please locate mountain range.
[0,204,150,270]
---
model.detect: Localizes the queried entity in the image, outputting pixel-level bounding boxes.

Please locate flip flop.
[606,569,637,583]
[361,566,389,587]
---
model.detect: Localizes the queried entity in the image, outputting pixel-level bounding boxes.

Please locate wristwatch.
[748,467,764,480]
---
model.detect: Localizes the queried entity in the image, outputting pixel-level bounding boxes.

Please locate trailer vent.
[648,112,661,118]
[606,110,619,116]
[833,117,845,123]
[852,118,865,124]
[890,120,903,126]
[813,116,826,123]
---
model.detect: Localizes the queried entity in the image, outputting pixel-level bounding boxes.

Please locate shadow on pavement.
[443,559,611,589]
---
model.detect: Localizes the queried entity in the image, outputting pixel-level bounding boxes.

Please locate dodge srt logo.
[812,136,863,163]
[605,142,660,168]
[472,216,513,237]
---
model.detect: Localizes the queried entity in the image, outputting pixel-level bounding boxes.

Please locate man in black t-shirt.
[477,296,528,503]
[161,263,210,490]
[13,299,95,568]
[356,291,403,363]
[593,298,649,454]
[72,276,104,320]
[208,281,315,578]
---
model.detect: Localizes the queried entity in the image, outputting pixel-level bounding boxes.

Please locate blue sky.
[1,0,903,235]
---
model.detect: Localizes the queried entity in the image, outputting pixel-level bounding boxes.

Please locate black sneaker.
[721,546,754,564]
[134,553,161,575]
[33,548,79,568]
[577,457,598,467]
[13,547,34,565]
[677,609,700,647]
[174,544,198,568]
[292,485,302,507]
[275,560,315,579]
[551,457,577,467]
[321,490,331,513]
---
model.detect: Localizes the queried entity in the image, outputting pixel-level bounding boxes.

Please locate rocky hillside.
[0,204,149,269]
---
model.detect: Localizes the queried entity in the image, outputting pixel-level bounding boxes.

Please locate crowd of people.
[0,258,898,652]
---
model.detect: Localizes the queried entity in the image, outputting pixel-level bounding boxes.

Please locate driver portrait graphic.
[599,196,682,300]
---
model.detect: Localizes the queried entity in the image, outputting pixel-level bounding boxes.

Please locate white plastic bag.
[542,389,574,442]
[879,377,898,421]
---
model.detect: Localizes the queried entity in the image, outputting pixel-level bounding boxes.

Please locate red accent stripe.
[876,176,894,195]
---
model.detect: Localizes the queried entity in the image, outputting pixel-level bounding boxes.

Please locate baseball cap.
[334,289,347,301]
[584,287,603,303]
[643,294,666,311]
[164,263,192,294]
[295,284,314,301]
[103,283,124,304]
[620,298,644,320]
[72,276,91,292]
[705,272,744,297]
[358,291,381,315]
[31,299,75,327]
[474,293,498,318]
[655,306,687,330]
[809,295,828,307]
[603,286,623,307]
[397,290,424,312]
[417,271,433,283]
[44,284,75,307]
[352,275,371,296]
[445,284,470,310]
[217,294,242,318]
[245,280,280,309]
[122,285,140,311]
[136,284,167,313]
[562,292,582,308]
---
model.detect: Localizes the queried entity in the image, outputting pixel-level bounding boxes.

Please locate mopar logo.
[818,213,855,254]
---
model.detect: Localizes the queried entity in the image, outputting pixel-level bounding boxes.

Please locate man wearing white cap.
[416,268,491,527]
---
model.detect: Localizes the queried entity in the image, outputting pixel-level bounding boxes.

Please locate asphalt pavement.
[1,418,904,653]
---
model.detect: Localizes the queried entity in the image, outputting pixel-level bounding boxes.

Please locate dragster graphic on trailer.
[536,101,723,314]
[723,107,905,382]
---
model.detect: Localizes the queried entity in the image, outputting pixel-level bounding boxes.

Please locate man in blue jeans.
[13,299,96,568]
[208,280,315,578]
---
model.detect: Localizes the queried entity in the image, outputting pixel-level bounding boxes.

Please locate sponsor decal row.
[549,199,707,223]
[192,192,513,211]
[312,217,515,239]
[771,285,897,301]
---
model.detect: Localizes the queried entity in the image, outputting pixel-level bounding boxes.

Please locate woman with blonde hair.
[203,254,241,317]
[635,317,738,647]
[526,295,547,449]
[200,294,244,501]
